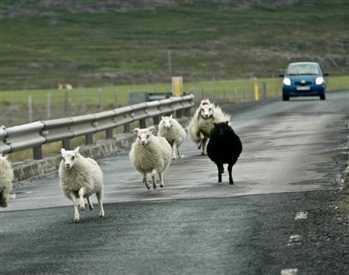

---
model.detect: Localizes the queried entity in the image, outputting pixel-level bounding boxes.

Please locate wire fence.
[1,84,277,127]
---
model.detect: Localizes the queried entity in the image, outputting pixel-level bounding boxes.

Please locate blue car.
[279,62,329,101]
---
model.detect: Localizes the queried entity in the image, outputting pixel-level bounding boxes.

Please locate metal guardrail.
[0,94,194,159]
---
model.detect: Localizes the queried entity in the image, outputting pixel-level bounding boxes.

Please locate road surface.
[1,91,349,275]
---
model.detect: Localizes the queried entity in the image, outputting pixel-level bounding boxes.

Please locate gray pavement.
[1,91,349,275]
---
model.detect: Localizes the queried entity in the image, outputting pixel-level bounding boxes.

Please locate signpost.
[172,76,183,97]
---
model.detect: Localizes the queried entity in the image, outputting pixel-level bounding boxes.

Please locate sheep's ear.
[133,128,140,133]
[170,115,172,119]
[61,148,66,155]
[148,126,155,132]
[74,147,80,154]
[161,116,164,121]
[225,121,229,125]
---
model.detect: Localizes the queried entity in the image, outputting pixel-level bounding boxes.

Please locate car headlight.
[283,77,291,86]
[315,77,324,85]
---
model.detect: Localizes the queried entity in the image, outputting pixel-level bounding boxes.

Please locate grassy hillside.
[1,0,348,90]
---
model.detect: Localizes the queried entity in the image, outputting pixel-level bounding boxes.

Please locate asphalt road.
[1,91,349,275]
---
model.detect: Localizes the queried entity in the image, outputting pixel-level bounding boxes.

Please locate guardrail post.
[153,116,160,125]
[176,109,183,118]
[33,146,43,160]
[63,139,70,150]
[124,123,131,133]
[139,119,146,129]
[106,129,113,139]
[86,133,93,145]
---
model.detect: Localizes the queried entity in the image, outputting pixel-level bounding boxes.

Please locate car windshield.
[286,64,320,75]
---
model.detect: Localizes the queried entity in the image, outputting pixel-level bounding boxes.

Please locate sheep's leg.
[176,143,182,159]
[228,164,234,185]
[9,193,16,201]
[197,140,202,150]
[151,169,157,189]
[78,187,86,211]
[1,192,16,207]
[158,172,164,188]
[69,192,80,223]
[0,196,8,208]
[219,160,224,174]
[201,138,207,155]
[87,197,93,211]
[96,191,105,218]
[215,159,224,183]
[172,144,178,159]
[197,131,206,154]
[142,172,150,190]
[216,164,222,183]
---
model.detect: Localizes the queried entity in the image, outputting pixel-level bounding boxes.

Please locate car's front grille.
[295,81,312,86]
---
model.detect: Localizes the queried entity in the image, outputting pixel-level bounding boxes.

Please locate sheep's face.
[134,126,155,146]
[200,105,213,119]
[161,116,172,129]
[61,147,79,169]
[212,121,232,137]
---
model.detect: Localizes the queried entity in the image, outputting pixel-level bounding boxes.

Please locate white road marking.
[281,269,298,275]
[287,234,302,246]
[295,211,308,220]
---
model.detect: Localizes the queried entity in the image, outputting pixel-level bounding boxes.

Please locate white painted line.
[295,211,308,220]
[281,269,298,275]
[287,234,302,246]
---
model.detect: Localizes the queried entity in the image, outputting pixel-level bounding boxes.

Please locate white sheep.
[187,99,231,155]
[59,147,105,223]
[129,126,172,190]
[0,155,15,208]
[157,115,186,159]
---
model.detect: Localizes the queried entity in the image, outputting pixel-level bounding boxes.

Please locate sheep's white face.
[137,130,151,146]
[200,105,213,119]
[161,116,172,129]
[134,126,154,146]
[61,147,79,169]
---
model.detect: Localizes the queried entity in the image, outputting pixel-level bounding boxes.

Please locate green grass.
[1,0,348,90]
[1,76,348,108]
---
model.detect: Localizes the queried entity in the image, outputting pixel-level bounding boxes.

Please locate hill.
[1,0,348,90]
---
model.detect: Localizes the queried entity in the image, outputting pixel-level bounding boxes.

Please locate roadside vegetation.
[1,76,348,108]
[1,0,348,91]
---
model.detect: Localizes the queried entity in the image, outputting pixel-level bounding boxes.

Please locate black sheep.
[207,121,242,184]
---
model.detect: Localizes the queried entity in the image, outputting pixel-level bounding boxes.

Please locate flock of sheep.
[0,99,242,223]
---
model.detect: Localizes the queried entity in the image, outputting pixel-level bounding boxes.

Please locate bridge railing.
[0,94,194,159]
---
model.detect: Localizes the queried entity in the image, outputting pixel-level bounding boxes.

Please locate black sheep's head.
[211,121,232,137]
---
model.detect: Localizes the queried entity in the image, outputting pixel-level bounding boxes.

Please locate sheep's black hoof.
[229,181,234,185]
